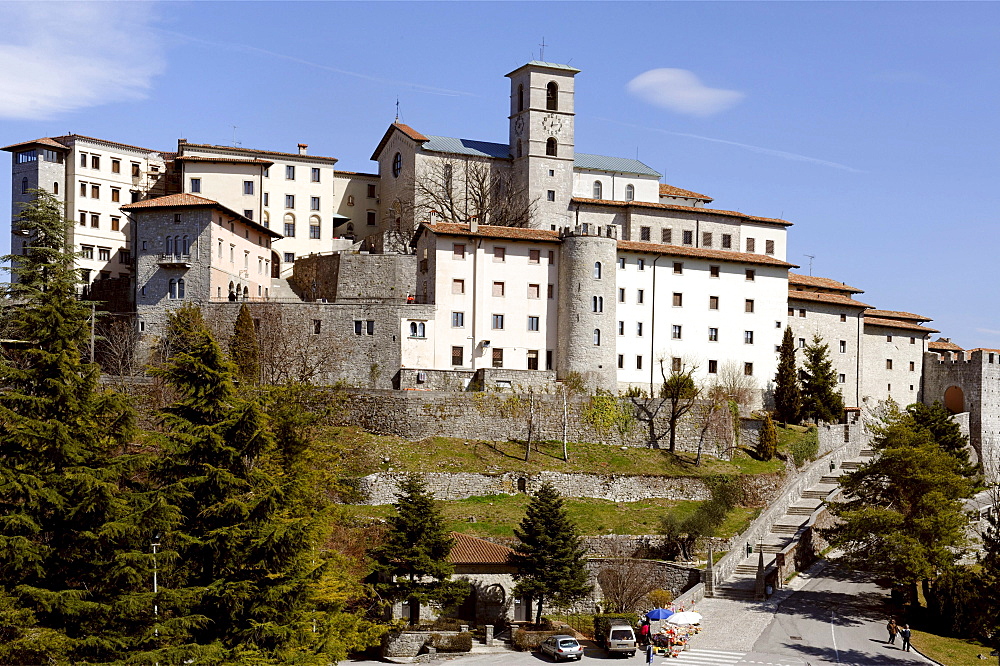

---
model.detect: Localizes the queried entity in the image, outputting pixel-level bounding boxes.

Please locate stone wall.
[291,251,416,303]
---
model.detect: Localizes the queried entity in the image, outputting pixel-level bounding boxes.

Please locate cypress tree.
[801,334,844,423]
[510,483,592,624]
[229,302,260,384]
[757,412,778,461]
[773,327,801,424]
[0,190,163,664]
[371,474,469,625]
[150,310,330,662]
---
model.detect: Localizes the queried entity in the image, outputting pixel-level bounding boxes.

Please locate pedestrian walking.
[886,618,898,645]
[639,622,650,648]
[900,624,911,652]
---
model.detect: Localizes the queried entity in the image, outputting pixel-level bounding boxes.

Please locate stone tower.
[506,61,580,231]
[557,224,618,391]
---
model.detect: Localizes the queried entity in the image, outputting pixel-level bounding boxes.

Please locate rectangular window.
[119,249,130,264]
[722,234,732,249]
[244,209,254,220]
[673,292,683,307]
[17,149,38,163]
[702,232,713,247]
[636,355,643,370]
[310,196,320,211]
[745,330,754,344]
[529,249,540,263]
[284,252,295,263]
[547,284,554,299]
[493,246,506,262]
[91,155,100,170]
[111,188,120,202]
[887,334,893,342]
[886,359,893,370]
[840,340,847,353]
[110,216,120,231]
[527,350,539,370]
[910,337,916,345]
[91,184,99,199]
[311,167,321,182]
[450,345,464,366]
[745,269,755,281]
[671,357,682,373]
[367,210,376,226]
[285,194,295,208]
[709,295,719,310]
[765,239,775,255]
[546,350,553,370]
[618,288,625,303]
[309,223,321,239]
[91,214,99,228]
[637,258,645,271]
[799,309,806,318]
[637,322,644,337]
[80,182,87,197]
[131,162,140,177]
[284,221,295,237]
[840,313,847,322]
[637,289,644,304]
[640,226,651,241]
[528,316,540,331]
[672,325,682,340]
[618,321,625,336]
[746,238,756,253]
[909,361,915,371]
[548,250,555,265]
[710,265,720,278]
[452,279,465,294]
[799,338,806,348]
[788,307,795,316]
[492,348,504,368]
[354,320,363,336]
[243,181,254,195]
[313,320,322,335]
[546,190,555,201]
[79,211,87,226]
[744,362,754,376]
[662,228,672,243]
[618,354,624,369]
[366,320,375,335]
[838,374,846,384]
[673,262,683,274]
[111,159,121,173]
[452,243,466,259]
[745,299,755,313]
[263,192,269,207]
[286,165,295,180]
[81,245,94,259]
[367,183,377,198]
[527,283,540,299]
[708,360,718,374]
[709,328,718,342]
[492,314,505,330]
[492,281,505,297]
[452,312,465,327]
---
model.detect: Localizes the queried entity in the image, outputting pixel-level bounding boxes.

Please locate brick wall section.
[290,251,416,303]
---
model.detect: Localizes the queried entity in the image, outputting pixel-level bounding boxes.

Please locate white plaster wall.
[786,300,864,408]
[573,169,660,203]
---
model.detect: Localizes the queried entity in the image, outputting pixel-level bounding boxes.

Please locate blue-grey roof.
[422,135,511,159]
[574,153,661,177]
[506,61,582,76]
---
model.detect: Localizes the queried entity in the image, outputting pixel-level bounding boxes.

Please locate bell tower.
[506,61,580,230]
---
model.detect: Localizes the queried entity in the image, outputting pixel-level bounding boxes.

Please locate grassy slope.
[911,630,994,666]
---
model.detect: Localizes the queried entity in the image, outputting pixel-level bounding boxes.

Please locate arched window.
[243,286,249,300]
[392,152,402,178]
[594,261,602,279]
[168,279,176,299]
[217,286,222,298]
[177,278,185,299]
[410,322,418,337]
[546,81,558,111]
[262,210,270,228]
[165,236,173,255]
[546,138,557,156]
[283,213,295,237]
[593,180,603,199]
[53,182,58,194]
[517,141,522,158]
[625,184,635,201]
[518,83,524,112]
[593,329,601,346]
[181,235,189,255]
[418,322,426,337]
[21,177,28,194]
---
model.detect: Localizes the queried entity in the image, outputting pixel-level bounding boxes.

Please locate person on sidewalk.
[886,618,898,645]
[900,624,912,652]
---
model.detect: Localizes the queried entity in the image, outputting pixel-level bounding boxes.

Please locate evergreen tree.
[510,483,592,624]
[757,412,778,461]
[773,327,801,424]
[908,401,982,481]
[980,492,1000,647]
[371,474,469,625]
[229,302,260,384]
[0,190,162,664]
[150,310,333,663]
[801,334,844,423]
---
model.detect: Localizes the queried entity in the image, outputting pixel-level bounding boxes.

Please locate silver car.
[539,635,584,661]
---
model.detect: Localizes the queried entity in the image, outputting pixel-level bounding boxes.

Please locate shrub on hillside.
[790,428,819,467]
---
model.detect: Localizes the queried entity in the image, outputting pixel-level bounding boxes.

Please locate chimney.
[469,215,478,234]
[298,143,308,155]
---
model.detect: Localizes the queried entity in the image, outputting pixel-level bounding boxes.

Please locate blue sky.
[2,1,999,348]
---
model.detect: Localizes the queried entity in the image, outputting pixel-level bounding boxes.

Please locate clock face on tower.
[541,113,564,136]
[514,115,524,136]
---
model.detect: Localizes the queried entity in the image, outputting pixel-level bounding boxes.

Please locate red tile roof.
[658,183,712,202]
[929,338,963,352]
[1,137,71,152]
[864,309,932,322]
[52,134,162,154]
[174,156,274,166]
[121,193,282,238]
[571,197,793,227]
[416,222,561,244]
[863,316,939,334]
[618,239,797,268]
[964,348,1000,354]
[371,122,430,161]
[447,532,514,565]
[788,272,864,294]
[181,142,337,163]
[787,290,871,309]
[334,170,380,178]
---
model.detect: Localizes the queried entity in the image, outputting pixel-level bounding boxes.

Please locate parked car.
[601,623,636,657]
[539,635,584,661]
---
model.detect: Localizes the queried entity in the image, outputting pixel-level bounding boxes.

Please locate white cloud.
[0,2,164,121]
[627,68,744,117]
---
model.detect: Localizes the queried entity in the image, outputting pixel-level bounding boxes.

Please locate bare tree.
[95,316,141,381]
[631,357,701,451]
[414,157,536,229]
[710,362,758,457]
[248,303,345,385]
[596,544,660,613]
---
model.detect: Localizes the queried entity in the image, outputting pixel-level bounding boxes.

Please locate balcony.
[157,253,192,268]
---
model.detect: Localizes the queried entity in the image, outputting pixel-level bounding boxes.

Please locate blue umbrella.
[646,608,673,620]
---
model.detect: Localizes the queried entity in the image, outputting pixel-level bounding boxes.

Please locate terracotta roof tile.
[417,222,561,244]
[658,183,713,202]
[174,156,273,166]
[571,197,793,227]
[334,170,379,178]
[121,193,282,238]
[51,134,162,154]
[964,347,1000,354]
[788,272,864,294]
[182,142,337,163]
[447,532,514,565]
[863,316,939,334]
[1,137,72,152]
[371,122,430,161]
[864,309,932,322]
[787,290,871,309]
[618,239,797,268]
[929,338,964,352]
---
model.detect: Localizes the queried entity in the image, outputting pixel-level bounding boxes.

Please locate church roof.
[659,183,713,202]
[575,153,661,177]
[422,136,511,159]
[370,123,431,161]
[447,532,514,565]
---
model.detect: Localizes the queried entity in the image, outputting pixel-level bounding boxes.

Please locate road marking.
[659,648,746,665]
[830,610,840,664]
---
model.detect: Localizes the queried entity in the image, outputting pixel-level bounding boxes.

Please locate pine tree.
[980,491,1000,647]
[801,334,844,423]
[908,401,982,481]
[510,483,592,624]
[0,190,162,664]
[773,327,801,424]
[371,474,469,625]
[229,302,260,384]
[150,310,331,662]
[757,412,778,461]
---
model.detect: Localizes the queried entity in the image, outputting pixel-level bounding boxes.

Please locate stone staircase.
[711,448,874,600]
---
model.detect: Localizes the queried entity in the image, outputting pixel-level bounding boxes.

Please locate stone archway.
[944,385,965,414]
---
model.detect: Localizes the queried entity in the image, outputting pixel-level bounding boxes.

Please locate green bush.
[512,629,561,651]
[790,428,819,467]
[428,632,473,652]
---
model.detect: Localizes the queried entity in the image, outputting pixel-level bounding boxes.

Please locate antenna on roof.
[804,254,815,276]
[231,125,240,148]
[539,37,547,61]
